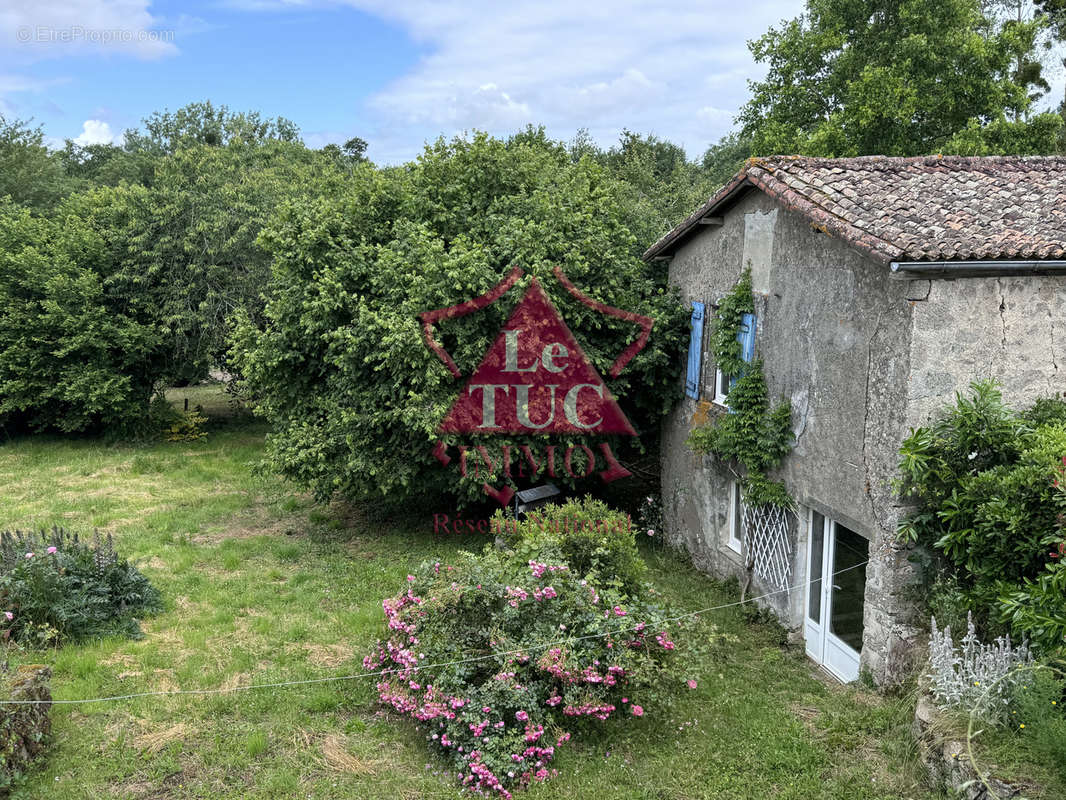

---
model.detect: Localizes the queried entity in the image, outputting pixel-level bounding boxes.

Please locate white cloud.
[316,0,803,163]
[72,118,121,145]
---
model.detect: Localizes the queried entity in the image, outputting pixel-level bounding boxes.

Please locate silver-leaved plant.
[927,613,1032,724]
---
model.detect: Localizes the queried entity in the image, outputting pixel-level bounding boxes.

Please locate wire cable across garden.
[0,559,870,706]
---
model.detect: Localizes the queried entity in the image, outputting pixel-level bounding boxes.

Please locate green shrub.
[164,408,209,442]
[496,497,645,598]
[0,199,161,434]
[231,132,687,507]
[365,541,684,796]
[897,381,1066,651]
[0,528,161,645]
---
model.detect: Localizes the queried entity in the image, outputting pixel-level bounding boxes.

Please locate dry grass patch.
[219,672,251,691]
[319,733,382,776]
[150,669,180,693]
[132,722,192,754]
[190,497,298,544]
[304,643,355,668]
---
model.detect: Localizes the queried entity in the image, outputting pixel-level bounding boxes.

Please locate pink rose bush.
[366,540,683,796]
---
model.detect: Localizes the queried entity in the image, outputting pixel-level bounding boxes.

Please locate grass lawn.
[0,408,940,799]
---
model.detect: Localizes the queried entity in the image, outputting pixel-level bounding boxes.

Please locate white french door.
[804,509,869,682]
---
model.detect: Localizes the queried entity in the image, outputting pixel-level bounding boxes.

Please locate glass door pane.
[828,523,868,652]
[807,511,825,623]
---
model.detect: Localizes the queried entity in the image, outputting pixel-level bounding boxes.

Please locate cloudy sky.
[1,1,1061,164]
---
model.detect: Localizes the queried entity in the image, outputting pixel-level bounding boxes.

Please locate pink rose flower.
[631,705,644,717]
[46,546,57,555]
[3,612,11,621]
[687,679,697,689]
[24,552,33,559]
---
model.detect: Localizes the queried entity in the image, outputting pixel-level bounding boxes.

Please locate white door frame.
[804,509,868,682]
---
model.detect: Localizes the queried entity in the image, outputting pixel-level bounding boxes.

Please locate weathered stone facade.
[660,189,1065,685]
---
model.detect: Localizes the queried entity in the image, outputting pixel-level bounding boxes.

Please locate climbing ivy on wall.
[687,267,794,508]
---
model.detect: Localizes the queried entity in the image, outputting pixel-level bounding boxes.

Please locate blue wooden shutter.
[684,302,705,399]
[738,312,756,363]
[727,313,757,407]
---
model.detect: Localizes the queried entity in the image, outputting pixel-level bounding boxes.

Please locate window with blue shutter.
[738,312,756,363]
[684,302,705,399]
[726,312,757,411]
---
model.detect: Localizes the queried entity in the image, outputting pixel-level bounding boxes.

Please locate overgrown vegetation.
[0,665,52,796]
[0,528,160,646]
[738,0,1063,158]
[366,499,687,795]
[897,381,1066,652]
[924,613,1066,795]
[232,132,689,507]
[0,421,933,799]
[686,268,794,509]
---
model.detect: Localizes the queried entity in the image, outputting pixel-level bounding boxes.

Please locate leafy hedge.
[898,381,1066,652]
[0,200,159,433]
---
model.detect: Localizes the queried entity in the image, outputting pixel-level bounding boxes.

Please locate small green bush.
[164,408,209,442]
[897,381,1066,651]
[0,528,161,645]
[496,497,645,597]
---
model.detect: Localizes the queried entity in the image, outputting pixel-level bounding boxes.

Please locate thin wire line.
[0,558,871,706]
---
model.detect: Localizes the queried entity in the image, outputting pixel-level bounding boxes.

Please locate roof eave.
[641,173,755,261]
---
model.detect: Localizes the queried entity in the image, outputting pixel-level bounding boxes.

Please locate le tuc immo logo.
[419,265,653,506]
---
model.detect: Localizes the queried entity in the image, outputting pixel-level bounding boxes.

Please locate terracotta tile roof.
[642,155,1066,266]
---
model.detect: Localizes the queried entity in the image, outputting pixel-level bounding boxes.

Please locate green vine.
[687,267,794,509]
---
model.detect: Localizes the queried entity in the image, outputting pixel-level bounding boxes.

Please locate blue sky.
[1,1,1062,164]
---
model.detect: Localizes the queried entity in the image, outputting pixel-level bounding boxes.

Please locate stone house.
[644,155,1066,685]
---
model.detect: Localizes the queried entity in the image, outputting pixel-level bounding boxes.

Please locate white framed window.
[726,480,744,553]
[712,366,731,408]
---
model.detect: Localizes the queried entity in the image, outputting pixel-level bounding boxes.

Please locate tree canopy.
[232,132,687,505]
[737,0,1062,157]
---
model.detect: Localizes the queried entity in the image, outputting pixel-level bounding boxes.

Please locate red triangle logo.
[437,278,637,435]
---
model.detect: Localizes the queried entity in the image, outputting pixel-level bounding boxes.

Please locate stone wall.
[907,274,1066,429]
[661,188,1066,686]
[661,189,923,684]
[0,665,51,796]
[912,694,1029,799]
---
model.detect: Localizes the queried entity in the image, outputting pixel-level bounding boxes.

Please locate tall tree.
[72,139,342,385]
[123,100,301,156]
[1034,0,1066,142]
[231,132,687,506]
[0,116,71,210]
[700,132,754,191]
[740,0,1060,156]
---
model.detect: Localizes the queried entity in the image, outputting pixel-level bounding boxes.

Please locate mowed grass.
[0,410,939,798]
